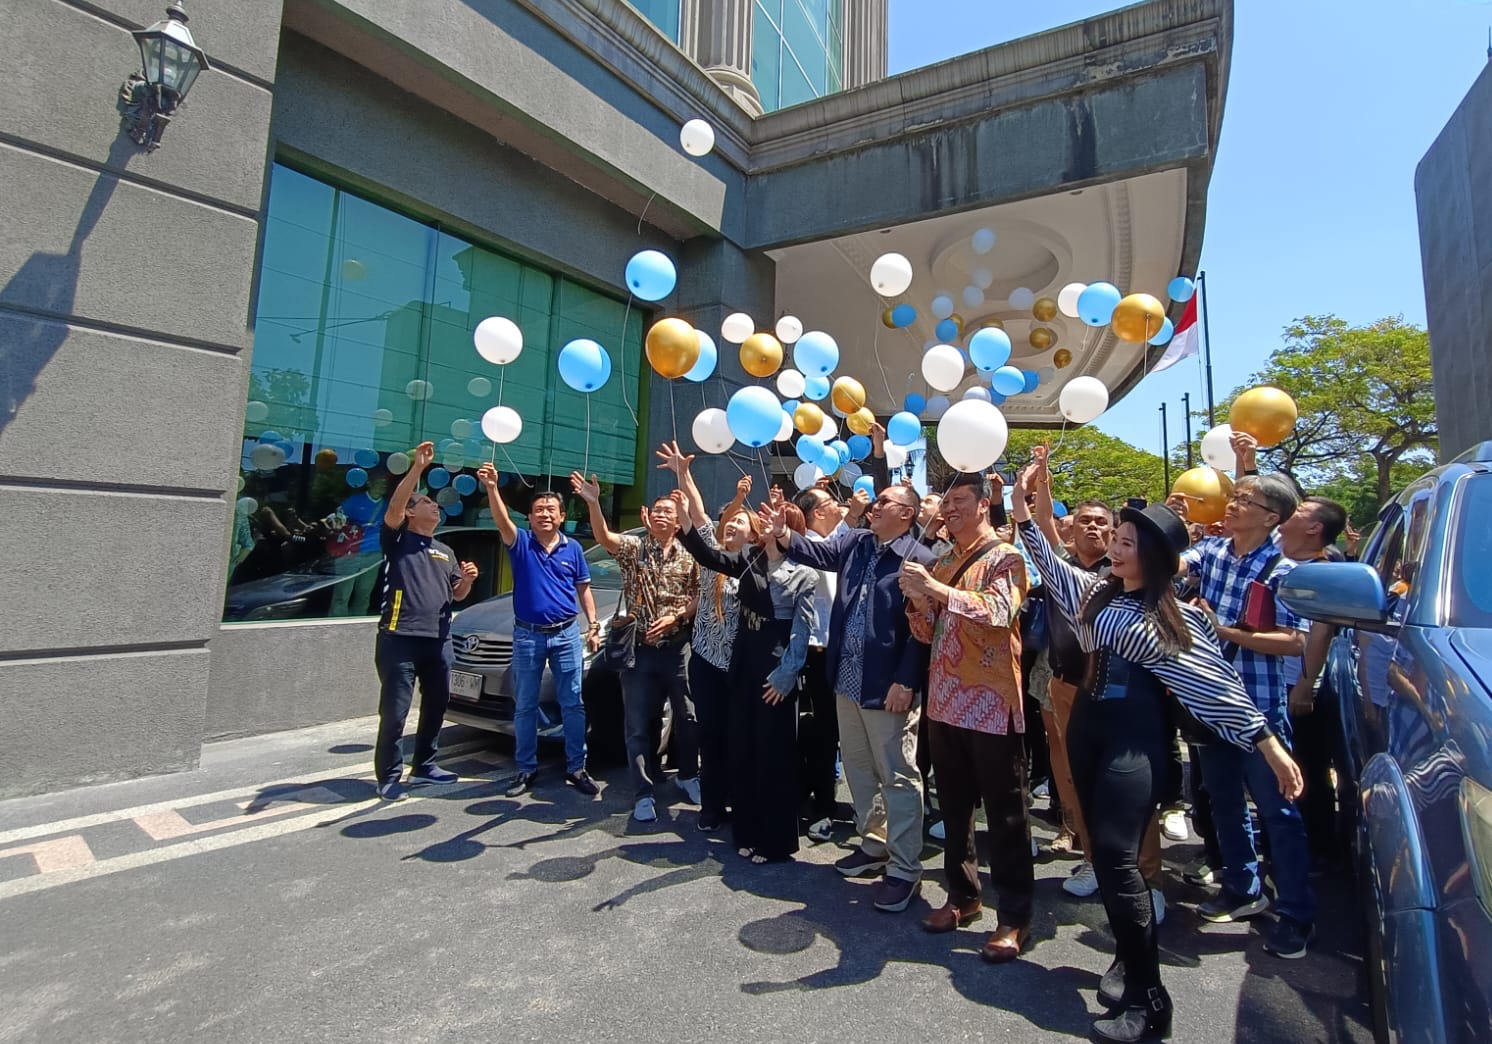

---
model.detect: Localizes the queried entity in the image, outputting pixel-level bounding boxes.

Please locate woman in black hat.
[1012,448,1302,1043]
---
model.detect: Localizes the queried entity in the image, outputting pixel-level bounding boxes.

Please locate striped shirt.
[688,525,739,672]
[1017,521,1269,751]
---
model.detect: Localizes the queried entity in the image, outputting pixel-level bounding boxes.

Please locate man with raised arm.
[373,441,478,800]
[478,465,601,799]
[570,471,700,823]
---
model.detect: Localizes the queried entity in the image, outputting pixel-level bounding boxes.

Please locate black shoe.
[1197,890,1268,922]
[565,770,600,796]
[697,811,727,833]
[1098,958,1126,1010]
[834,849,889,878]
[1091,986,1172,1042]
[505,771,537,798]
[1262,915,1316,959]
[409,765,458,786]
[376,780,404,801]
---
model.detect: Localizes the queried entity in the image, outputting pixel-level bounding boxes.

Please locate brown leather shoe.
[921,900,982,933]
[980,924,1031,963]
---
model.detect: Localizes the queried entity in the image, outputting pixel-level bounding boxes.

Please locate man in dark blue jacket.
[774,483,935,913]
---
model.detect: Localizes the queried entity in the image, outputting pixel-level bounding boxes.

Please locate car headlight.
[1460,777,1492,916]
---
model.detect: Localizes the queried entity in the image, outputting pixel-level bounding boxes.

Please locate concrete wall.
[1416,63,1492,460]
[0,0,281,799]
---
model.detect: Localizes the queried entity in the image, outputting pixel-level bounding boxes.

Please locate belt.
[514,617,576,634]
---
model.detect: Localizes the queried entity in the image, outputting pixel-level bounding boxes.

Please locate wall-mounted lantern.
[119,2,209,152]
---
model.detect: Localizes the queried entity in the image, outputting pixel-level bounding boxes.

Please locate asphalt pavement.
[0,717,1373,1043]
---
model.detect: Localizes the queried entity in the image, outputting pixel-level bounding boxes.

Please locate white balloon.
[794,461,825,490]
[450,418,473,439]
[691,408,733,454]
[372,408,393,427]
[921,344,966,392]
[442,448,466,470]
[236,496,258,515]
[870,253,914,297]
[236,475,245,493]
[1200,424,1235,470]
[971,267,994,290]
[885,444,908,468]
[1057,282,1087,319]
[963,385,992,402]
[1059,376,1109,423]
[436,486,460,507]
[774,411,793,442]
[467,376,491,397]
[972,228,997,254]
[937,399,1009,473]
[481,405,523,444]
[679,118,716,157]
[839,462,863,483]
[244,400,269,423]
[930,294,955,320]
[776,368,806,399]
[405,379,432,401]
[386,451,411,475]
[925,395,951,420]
[474,316,522,365]
[962,286,985,309]
[721,312,754,344]
[815,413,839,441]
[249,444,285,472]
[1008,287,1036,311]
[774,315,804,344]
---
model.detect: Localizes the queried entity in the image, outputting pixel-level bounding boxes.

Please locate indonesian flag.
[1153,293,1200,373]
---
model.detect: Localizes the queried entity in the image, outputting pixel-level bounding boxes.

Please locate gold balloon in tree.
[739,332,783,378]
[1171,466,1234,526]
[1229,386,1298,448]
[645,317,700,379]
[846,407,877,436]
[1053,348,1073,369]
[1032,297,1058,322]
[1029,326,1056,351]
[881,307,897,330]
[793,402,825,436]
[831,376,867,415]
[1110,293,1167,343]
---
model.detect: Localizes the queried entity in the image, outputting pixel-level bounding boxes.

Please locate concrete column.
[842,0,889,91]
[692,0,763,117]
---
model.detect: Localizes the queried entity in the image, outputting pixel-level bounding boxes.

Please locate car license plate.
[450,670,484,700]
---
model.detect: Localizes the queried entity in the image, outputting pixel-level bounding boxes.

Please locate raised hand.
[768,485,785,508]
[762,501,788,539]
[654,440,695,478]
[477,463,499,492]
[736,474,753,498]
[869,420,887,458]
[1344,520,1361,557]
[412,441,436,471]
[569,471,601,504]
[460,561,479,581]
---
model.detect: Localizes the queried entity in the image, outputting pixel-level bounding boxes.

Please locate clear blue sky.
[888,0,1491,456]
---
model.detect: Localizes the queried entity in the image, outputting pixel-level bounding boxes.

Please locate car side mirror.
[1278,562,1391,632]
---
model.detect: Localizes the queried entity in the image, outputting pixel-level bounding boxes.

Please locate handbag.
[1238,553,1282,632]
[600,613,637,671]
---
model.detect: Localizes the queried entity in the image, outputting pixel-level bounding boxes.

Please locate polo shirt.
[507,529,590,627]
[379,524,462,639]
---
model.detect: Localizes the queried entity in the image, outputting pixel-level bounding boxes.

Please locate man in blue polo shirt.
[478,464,601,797]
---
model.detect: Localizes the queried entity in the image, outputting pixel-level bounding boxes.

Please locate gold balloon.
[793,402,825,436]
[1032,297,1058,322]
[1110,293,1167,344]
[1171,467,1234,526]
[846,407,877,436]
[881,307,897,330]
[1029,327,1056,351]
[740,332,783,378]
[645,317,700,379]
[1229,386,1298,448]
[1053,348,1073,369]
[831,376,867,415]
[981,318,1005,330]
[949,314,965,337]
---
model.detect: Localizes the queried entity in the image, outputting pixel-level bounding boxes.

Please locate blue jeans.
[511,620,586,775]
[1199,707,1317,925]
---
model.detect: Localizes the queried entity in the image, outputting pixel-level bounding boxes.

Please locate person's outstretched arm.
[569,472,621,555]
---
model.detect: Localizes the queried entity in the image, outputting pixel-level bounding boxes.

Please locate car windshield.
[1452,475,1492,628]
[585,541,623,589]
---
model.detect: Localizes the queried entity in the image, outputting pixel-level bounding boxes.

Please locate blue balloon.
[797,435,826,464]
[804,375,830,401]
[453,473,478,495]
[1077,282,1122,327]
[887,411,921,447]
[256,431,282,444]
[444,501,463,517]
[890,304,917,328]
[274,440,297,461]
[782,398,800,415]
[1052,501,1069,518]
[1022,369,1040,393]
[353,448,379,468]
[817,446,842,475]
[345,467,368,488]
[989,390,1007,406]
[624,250,676,302]
[557,338,612,392]
[426,467,450,490]
[684,331,717,382]
[1168,276,1196,303]
[793,331,840,377]
[968,328,1012,372]
[991,365,1025,396]
[853,475,877,498]
[903,392,926,415]
[934,318,959,342]
[1149,317,1175,346]
[847,434,872,460]
[725,386,782,448]
[830,440,850,465]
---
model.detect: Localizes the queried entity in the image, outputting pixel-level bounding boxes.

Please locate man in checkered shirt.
[1179,472,1316,959]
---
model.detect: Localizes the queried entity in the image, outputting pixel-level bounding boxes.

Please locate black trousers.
[620,643,699,799]
[1188,743,1225,870]
[928,720,1033,928]
[1293,678,1351,863]
[688,654,731,819]
[374,633,452,784]
[798,647,838,821]
[728,616,800,859]
[1069,690,1169,1001]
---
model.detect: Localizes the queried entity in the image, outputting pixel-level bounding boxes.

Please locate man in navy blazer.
[772,483,935,913]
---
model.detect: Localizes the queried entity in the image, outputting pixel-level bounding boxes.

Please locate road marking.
[0,835,95,874]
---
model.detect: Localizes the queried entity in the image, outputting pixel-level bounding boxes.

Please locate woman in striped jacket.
[1012,447,1302,1044]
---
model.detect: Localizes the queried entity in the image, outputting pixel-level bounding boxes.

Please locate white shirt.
[803,520,847,648]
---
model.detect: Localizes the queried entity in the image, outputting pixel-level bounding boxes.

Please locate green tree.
[1002,428,1167,506]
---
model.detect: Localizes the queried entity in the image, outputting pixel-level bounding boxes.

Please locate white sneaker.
[1160,810,1189,842]
[1031,837,1039,858]
[1151,888,1166,925]
[929,820,946,841]
[632,797,657,822]
[1063,861,1100,897]
[1033,780,1050,799]
[675,775,701,805]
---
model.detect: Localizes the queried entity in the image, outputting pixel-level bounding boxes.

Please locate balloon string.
[870,315,895,408]
[1052,417,1071,457]
[617,296,641,427]
[636,191,658,236]
[583,394,592,478]
[668,378,678,443]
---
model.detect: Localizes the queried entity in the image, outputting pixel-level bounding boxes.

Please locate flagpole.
[1159,402,1171,493]
[1182,392,1193,468]
[1198,269,1216,426]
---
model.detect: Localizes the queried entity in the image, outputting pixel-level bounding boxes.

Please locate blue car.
[1277,442,1492,1044]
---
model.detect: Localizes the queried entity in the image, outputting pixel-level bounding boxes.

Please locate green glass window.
[751,0,845,112]
[226,164,644,623]
[629,0,681,44]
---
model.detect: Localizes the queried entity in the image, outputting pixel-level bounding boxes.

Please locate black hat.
[1119,503,1190,571]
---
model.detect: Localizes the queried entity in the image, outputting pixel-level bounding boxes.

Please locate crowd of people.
[369,424,1358,1044]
